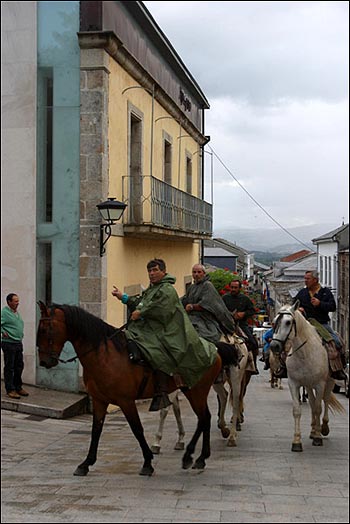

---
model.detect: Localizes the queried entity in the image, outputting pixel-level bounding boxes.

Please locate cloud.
[145,1,349,231]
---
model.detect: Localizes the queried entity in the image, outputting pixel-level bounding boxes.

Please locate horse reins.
[38,310,130,364]
[273,311,307,358]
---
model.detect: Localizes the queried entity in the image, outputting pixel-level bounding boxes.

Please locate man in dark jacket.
[222,280,259,374]
[294,270,346,380]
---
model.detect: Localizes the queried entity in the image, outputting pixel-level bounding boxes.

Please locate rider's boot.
[331,369,347,381]
[149,370,172,411]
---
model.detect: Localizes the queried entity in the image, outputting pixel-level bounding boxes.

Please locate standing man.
[222,280,259,374]
[294,270,346,380]
[1,293,29,399]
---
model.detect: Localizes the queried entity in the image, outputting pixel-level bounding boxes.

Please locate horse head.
[36,301,67,368]
[270,302,299,355]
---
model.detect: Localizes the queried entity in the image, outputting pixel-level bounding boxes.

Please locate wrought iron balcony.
[122,176,212,239]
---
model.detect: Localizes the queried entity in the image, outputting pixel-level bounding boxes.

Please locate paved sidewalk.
[1,364,349,523]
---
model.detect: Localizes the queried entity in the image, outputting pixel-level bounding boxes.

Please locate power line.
[208,145,316,253]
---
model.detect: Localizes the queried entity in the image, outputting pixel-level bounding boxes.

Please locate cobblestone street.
[1,364,349,523]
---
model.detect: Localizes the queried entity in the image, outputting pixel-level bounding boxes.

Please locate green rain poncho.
[181,274,236,343]
[125,274,217,388]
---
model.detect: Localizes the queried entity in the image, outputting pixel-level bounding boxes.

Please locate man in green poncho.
[112,259,217,412]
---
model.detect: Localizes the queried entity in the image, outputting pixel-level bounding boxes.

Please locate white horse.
[151,336,250,451]
[270,302,345,451]
[151,390,185,454]
[213,338,249,447]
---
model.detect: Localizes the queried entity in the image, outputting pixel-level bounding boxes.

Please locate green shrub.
[208,268,240,295]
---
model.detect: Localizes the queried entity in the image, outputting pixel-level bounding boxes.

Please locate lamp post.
[96,197,127,257]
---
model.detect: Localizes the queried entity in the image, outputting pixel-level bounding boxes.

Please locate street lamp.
[96,197,127,257]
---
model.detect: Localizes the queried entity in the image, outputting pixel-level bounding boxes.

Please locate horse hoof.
[291,443,303,452]
[174,442,185,450]
[312,437,323,447]
[220,427,230,439]
[321,424,329,436]
[73,465,89,476]
[182,456,193,470]
[192,459,205,470]
[151,445,161,454]
[139,465,154,476]
[227,439,237,447]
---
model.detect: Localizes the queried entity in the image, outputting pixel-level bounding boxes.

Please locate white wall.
[1,1,37,385]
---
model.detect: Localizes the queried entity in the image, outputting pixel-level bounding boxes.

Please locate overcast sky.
[144,1,349,233]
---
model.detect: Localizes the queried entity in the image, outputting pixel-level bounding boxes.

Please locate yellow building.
[79,2,212,338]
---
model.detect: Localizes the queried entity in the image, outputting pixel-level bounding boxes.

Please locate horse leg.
[270,369,275,388]
[302,386,308,402]
[182,390,211,470]
[151,404,170,454]
[192,405,211,470]
[321,378,334,436]
[307,385,324,446]
[226,366,242,447]
[213,382,230,438]
[288,381,303,452]
[119,400,154,476]
[74,399,108,476]
[172,392,185,450]
[237,371,250,430]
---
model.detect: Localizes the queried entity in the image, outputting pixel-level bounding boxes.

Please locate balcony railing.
[122,176,212,236]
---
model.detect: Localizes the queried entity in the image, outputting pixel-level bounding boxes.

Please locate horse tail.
[216,341,241,367]
[327,392,346,415]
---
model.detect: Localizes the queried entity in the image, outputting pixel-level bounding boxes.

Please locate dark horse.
[37,302,237,476]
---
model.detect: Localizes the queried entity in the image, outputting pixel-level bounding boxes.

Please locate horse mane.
[284,304,319,340]
[52,304,123,352]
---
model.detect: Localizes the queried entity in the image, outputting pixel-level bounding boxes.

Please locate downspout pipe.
[200,107,210,265]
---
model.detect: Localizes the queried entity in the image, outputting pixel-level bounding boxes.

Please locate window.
[186,156,192,194]
[163,138,172,185]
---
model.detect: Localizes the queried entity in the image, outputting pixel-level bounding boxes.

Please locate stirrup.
[149,393,172,412]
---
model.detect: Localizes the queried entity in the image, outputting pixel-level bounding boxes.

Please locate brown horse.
[36,302,237,476]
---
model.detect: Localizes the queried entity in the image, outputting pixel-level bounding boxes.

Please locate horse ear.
[292,300,300,312]
[37,301,48,316]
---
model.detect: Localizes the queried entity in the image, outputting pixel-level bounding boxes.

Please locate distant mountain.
[213,223,339,253]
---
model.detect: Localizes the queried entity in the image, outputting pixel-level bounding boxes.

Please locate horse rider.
[293,270,346,381]
[111,259,217,411]
[181,265,237,343]
[222,279,259,374]
[181,264,244,375]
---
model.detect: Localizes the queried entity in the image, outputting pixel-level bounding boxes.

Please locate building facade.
[1,1,212,392]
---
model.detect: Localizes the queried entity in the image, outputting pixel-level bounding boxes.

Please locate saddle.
[307,318,346,372]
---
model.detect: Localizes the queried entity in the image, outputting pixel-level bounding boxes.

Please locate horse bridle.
[37,307,78,364]
[272,310,307,356]
[37,307,129,364]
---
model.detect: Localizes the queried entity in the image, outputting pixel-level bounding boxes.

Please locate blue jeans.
[322,324,342,349]
[1,341,24,393]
